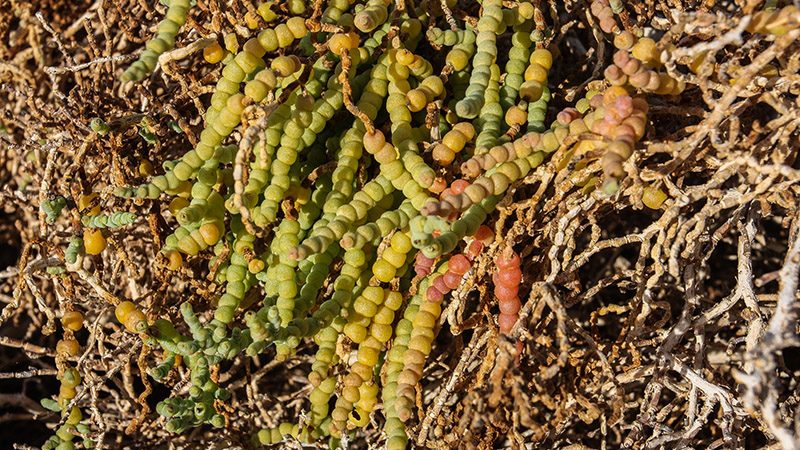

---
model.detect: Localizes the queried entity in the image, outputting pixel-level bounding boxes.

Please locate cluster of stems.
[57,0,796,447]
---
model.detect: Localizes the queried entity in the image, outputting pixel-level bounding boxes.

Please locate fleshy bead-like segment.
[422,151,544,218]
[454,0,504,119]
[395,255,471,422]
[122,0,190,82]
[493,248,522,335]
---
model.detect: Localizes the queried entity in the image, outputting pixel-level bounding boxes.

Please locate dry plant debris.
[1,0,800,449]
